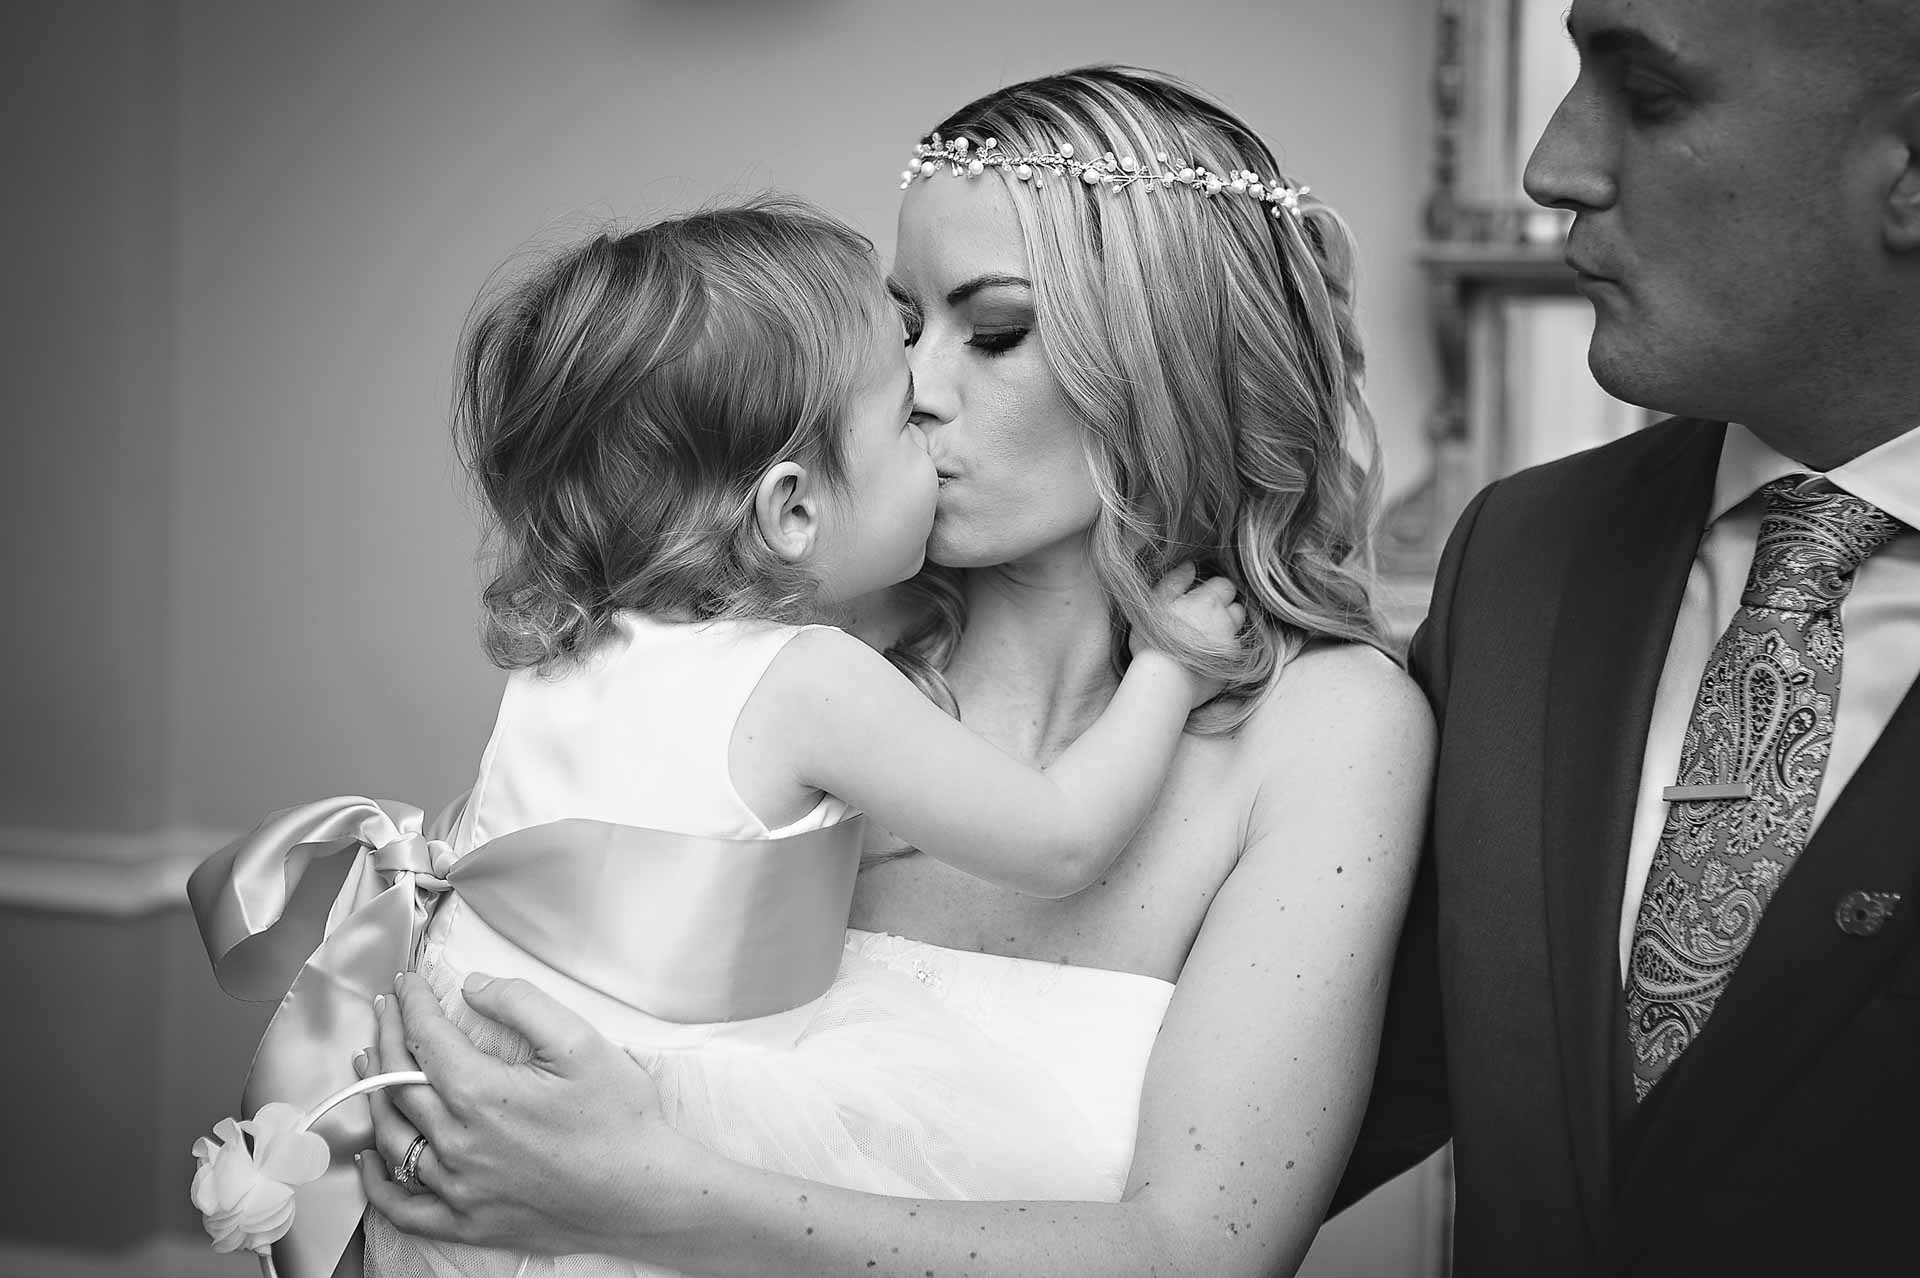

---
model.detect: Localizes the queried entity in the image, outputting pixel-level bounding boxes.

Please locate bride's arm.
[364,649,1432,1278]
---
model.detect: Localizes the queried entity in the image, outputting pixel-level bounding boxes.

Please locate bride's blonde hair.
[890,66,1389,731]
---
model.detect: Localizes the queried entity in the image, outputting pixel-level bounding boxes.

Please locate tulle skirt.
[364,944,1112,1278]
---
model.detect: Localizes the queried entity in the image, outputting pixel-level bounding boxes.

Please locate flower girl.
[196,196,1242,1278]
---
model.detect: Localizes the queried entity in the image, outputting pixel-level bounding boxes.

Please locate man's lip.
[1563,253,1613,282]
[1571,272,1618,302]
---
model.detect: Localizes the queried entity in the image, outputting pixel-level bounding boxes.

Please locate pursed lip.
[1565,253,1622,304]
[1562,244,1616,284]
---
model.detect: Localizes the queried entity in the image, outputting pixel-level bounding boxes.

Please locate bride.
[359,65,1433,1277]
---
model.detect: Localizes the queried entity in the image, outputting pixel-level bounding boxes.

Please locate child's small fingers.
[1156,561,1199,598]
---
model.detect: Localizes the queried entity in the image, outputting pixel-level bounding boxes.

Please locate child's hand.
[1134,562,1247,706]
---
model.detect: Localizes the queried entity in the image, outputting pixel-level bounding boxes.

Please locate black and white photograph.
[5,1,1917,1275]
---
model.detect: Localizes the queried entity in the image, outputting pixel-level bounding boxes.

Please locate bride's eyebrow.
[947,273,1032,305]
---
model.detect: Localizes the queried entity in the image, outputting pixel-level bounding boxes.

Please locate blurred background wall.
[0,1,1443,1273]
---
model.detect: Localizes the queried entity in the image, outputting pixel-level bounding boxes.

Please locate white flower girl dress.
[363,613,1127,1277]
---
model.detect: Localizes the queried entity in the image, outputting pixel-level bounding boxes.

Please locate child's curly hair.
[456,196,893,672]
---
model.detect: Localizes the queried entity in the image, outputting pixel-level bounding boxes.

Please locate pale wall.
[2,1,176,831]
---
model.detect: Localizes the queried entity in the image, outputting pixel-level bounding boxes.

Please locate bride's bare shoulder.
[1198,641,1433,900]
[1230,640,1433,784]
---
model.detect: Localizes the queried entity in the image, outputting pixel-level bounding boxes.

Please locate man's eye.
[1620,72,1683,123]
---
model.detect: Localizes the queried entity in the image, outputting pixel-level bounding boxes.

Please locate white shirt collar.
[1712,421,1920,530]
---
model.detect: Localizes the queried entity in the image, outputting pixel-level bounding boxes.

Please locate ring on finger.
[391,1134,429,1193]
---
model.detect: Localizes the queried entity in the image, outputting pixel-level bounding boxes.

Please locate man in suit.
[1336,0,1920,1271]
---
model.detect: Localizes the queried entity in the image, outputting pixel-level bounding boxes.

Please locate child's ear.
[753,461,820,562]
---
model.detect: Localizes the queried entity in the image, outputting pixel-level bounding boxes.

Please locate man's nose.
[1523,89,1615,214]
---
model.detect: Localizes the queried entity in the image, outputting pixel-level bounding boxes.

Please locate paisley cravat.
[1625,475,1903,1100]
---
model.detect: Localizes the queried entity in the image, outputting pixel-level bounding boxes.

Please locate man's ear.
[753,460,819,563]
[1883,90,1920,252]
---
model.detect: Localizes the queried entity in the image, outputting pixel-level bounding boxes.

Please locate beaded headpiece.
[899,133,1309,221]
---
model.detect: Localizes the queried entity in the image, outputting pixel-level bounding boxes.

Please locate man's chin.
[1584,332,1677,419]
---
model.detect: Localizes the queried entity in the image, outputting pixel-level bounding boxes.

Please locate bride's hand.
[358,972,694,1258]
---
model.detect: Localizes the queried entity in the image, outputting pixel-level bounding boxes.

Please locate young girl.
[322,196,1241,1275]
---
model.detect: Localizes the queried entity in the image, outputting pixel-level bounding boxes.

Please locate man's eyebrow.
[947,273,1031,306]
[1566,16,1697,73]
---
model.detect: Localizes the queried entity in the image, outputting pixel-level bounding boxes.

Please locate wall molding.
[0,1235,248,1278]
[0,826,235,916]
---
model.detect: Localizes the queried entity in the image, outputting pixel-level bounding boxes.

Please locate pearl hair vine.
[899,133,1310,221]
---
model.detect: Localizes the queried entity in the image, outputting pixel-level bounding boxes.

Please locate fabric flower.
[190,1102,329,1254]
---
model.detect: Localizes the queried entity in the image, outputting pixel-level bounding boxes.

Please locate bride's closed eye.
[886,275,1032,356]
[895,315,1027,356]
[967,326,1028,356]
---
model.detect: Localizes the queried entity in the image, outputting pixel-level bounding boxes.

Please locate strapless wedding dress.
[845,928,1175,1199]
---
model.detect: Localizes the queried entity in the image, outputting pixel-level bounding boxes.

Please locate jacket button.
[1834,890,1900,937]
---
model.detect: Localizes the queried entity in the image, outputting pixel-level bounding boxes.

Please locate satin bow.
[191,798,868,1278]
[188,795,466,1278]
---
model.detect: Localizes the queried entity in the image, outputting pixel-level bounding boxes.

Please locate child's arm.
[745,567,1244,898]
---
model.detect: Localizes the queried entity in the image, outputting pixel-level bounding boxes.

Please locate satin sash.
[189,798,865,1278]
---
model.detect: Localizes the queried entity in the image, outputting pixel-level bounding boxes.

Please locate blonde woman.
[361,66,1433,1278]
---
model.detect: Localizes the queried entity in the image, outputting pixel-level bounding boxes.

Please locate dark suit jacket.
[1333,417,1920,1276]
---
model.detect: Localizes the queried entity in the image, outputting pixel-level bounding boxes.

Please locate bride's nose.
[905,337,956,440]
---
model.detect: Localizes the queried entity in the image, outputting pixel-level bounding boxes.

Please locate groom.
[1335,0,1920,1272]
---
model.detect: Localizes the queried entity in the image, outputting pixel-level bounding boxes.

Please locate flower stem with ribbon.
[191,1070,429,1278]
[189,796,465,1278]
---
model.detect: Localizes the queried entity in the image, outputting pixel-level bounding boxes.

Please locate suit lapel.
[1538,420,1724,1242]
[1606,671,1920,1264]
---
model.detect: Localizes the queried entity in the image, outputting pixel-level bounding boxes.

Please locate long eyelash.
[968,328,1028,356]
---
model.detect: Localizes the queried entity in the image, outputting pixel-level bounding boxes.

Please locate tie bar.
[1662,782,1753,803]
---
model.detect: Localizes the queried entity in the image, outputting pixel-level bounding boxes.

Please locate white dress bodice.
[451,612,852,847]
[421,614,854,1043]
[848,929,1175,1189]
